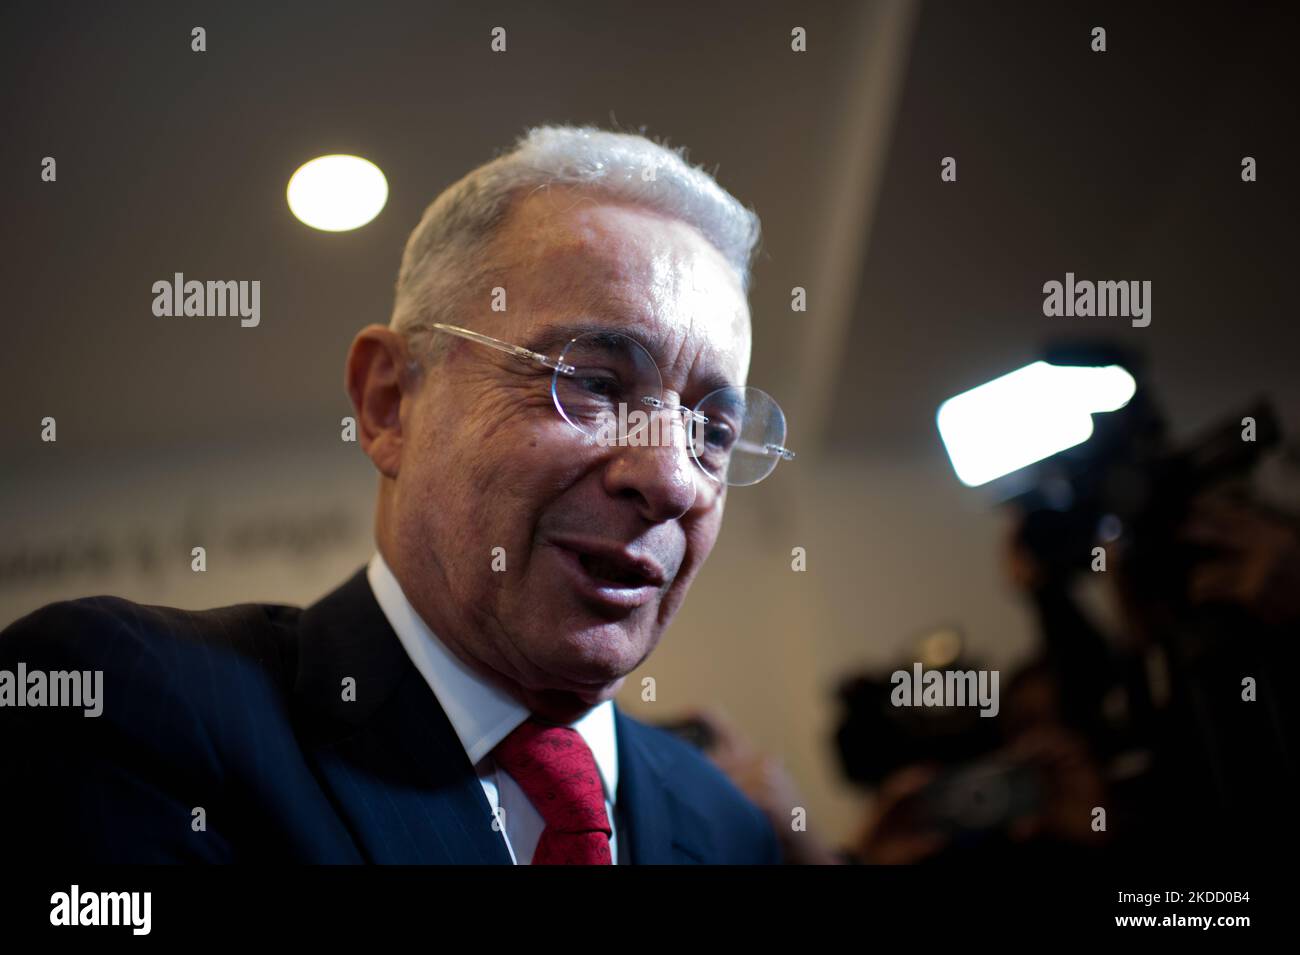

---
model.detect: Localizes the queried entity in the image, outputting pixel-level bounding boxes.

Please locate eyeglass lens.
[550,330,788,487]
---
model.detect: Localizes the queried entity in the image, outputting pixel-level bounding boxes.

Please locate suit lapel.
[292,567,711,864]
[615,707,716,864]
[292,568,512,864]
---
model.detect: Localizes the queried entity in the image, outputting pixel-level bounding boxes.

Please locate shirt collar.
[365,552,618,802]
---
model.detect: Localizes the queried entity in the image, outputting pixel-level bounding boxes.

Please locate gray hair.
[389,125,760,361]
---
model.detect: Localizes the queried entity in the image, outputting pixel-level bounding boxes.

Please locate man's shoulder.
[0,592,319,862]
[2,592,300,676]
[0,592,304,733]
[616,708,783,864]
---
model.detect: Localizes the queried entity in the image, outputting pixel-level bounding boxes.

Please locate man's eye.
[704,422,736,451]
[578,374,620,398]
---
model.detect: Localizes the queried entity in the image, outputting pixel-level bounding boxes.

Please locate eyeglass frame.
[411,321,796,484]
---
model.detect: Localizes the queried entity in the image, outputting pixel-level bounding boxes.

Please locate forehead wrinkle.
[620,231,748,396]
[603,263,748,398]
[502,190,749,394]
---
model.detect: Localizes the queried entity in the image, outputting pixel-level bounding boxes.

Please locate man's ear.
[345,325,417,479]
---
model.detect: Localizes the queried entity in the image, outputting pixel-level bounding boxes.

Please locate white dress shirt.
[366,553,620,864]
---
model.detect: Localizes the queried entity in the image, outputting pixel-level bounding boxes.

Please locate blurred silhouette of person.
[846,662,1110,864]
[1004,486,1300,859]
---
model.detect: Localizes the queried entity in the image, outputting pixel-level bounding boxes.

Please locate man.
[0,125,793,864]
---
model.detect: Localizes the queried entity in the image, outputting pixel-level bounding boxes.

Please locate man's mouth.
[576,552,662,587]
[547,536,669,611]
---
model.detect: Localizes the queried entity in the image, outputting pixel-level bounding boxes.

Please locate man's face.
[389,187,751,716]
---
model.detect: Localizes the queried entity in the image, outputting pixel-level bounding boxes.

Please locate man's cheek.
[659,544,705,620]
[684,515,723,571]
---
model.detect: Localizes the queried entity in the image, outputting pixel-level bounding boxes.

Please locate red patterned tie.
[492,717,613,865]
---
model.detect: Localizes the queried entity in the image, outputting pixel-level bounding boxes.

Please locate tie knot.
[493,718,610,836]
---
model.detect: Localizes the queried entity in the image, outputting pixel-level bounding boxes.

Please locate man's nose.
[601,410,701,522]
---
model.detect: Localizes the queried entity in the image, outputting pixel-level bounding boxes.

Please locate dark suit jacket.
[0,568,781,864]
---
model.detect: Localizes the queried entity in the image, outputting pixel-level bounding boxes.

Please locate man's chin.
[520,627,648,698]
[545,640,642,690]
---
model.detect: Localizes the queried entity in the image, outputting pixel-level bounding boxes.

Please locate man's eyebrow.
[523,321,737,396]
[523,322,628,357]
